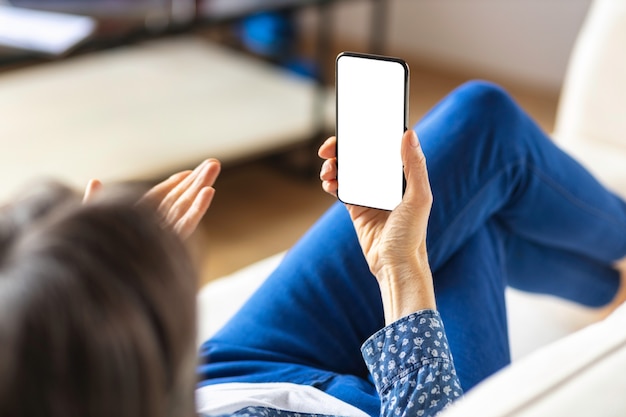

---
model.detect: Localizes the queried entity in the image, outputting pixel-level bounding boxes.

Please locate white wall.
[306,0,592,92]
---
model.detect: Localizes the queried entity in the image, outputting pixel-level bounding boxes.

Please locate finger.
[319,158,337,182]
[83,179,103,203]
[159,160,212,210]
[199,159,221,187]
[401,130,433,209]
[158,159,220,214]
[322,179,338,197]
[140,170,192,207]
[163,161,220,227]
[173,186,215,240]
[318,136,337,159]
[320,156,338,198]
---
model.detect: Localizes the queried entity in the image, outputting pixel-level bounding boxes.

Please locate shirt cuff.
[361,309,455,395]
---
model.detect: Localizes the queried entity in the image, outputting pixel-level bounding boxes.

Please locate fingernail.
[320,161,330,177]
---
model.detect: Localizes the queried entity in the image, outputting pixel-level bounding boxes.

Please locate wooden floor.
[193,58,560,287]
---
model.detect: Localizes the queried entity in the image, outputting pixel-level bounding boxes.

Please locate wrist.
[376,257,436,325]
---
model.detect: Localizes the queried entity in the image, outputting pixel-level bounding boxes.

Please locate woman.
[1,81,625,417]
[197,81,626,416]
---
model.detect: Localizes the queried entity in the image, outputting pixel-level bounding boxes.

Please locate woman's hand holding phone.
[319,130,436,324]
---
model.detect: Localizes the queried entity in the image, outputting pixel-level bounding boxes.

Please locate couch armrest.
[441,303,626,417]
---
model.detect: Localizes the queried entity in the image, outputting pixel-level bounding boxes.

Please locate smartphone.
[335,52,409,211]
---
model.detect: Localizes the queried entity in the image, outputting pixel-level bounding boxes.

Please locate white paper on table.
[0,5,96,55]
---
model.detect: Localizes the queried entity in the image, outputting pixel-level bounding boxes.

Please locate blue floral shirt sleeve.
[361,309,463,417]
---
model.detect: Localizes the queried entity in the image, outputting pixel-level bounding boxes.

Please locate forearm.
[366,255,465,417]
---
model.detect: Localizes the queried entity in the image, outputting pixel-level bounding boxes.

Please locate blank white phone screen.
[336,54,406,211]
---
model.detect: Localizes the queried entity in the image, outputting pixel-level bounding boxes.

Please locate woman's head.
[0,182,198,417]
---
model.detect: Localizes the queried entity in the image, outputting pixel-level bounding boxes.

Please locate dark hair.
[0,182,198,417]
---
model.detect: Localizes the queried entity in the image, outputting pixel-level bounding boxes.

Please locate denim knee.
[452,80,517,115]
[442,80,530,158]
[418,80,527,153]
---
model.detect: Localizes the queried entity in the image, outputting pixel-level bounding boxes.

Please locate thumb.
[400,130,432,209]
[83,179,103,203]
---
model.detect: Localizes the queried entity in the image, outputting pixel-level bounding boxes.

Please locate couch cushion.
[441,303,626,417]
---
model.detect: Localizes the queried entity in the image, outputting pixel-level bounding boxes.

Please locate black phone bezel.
[335,51,410,211]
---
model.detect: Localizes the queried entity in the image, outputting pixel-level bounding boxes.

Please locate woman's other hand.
[319,130,435,323]
[83,159,221,240]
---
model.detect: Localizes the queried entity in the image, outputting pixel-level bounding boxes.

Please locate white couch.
[198,0,626,415]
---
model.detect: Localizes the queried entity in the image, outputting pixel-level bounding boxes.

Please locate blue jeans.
[197,81,626,417]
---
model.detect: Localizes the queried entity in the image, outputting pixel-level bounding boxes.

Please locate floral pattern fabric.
[362,310,463,417]
[202,309,463,417]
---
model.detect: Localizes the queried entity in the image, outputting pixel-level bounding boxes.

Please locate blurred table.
[0,36,334,202]
[0,0,387,202]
